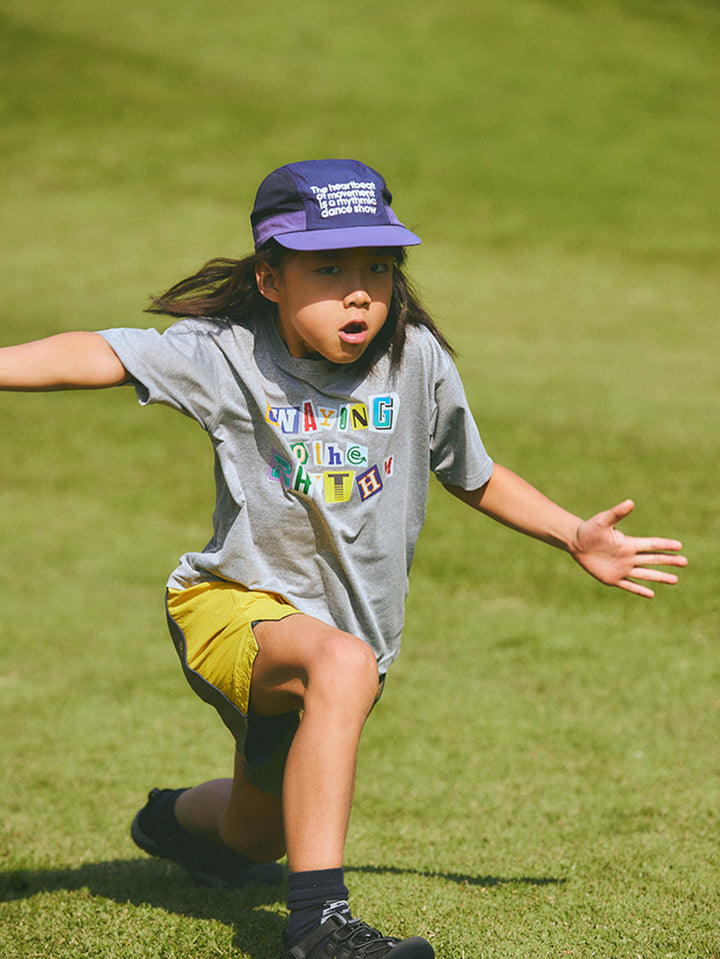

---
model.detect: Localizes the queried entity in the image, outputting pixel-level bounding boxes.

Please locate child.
[0,159,686,959]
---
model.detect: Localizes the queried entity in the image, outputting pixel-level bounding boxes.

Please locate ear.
[255,262,282,302]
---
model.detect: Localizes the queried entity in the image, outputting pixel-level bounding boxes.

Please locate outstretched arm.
[445,463,687,598]
[0,332,128,391]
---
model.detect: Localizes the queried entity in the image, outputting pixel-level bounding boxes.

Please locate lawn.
[1,1,718,956]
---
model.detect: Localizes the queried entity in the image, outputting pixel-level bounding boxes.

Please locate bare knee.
[305,628,379,714]
[251,614,379,718]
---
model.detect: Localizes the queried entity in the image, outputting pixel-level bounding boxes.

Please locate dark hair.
[146,240,454,372]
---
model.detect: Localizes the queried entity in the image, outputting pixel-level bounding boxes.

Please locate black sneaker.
[131,787,283,888]
[280,914,435,959]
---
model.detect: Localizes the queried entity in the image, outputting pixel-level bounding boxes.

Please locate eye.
[316,265,341,275]
[370,262,391,274]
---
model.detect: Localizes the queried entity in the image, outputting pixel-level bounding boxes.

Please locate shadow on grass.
[0,857,565,956]
[0,858,287,959]
[347,863,566,888]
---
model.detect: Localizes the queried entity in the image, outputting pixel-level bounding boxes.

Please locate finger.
[629,567,680,584]
[632,538,685,554]
[611,498,635,522]
[597,499,635,528]
[631,552,688,567]
[618,578,655,599]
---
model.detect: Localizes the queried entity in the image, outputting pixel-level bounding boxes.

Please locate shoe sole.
[130,809,283,888]
[281,939,434,959]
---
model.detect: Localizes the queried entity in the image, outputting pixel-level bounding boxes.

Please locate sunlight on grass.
[1,0,717,956]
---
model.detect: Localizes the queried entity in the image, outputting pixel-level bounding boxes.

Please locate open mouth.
[339,320,368,344]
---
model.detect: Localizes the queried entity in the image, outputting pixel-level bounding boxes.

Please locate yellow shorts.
[165,581,300,795]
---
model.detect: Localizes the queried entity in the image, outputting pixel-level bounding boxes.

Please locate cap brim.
[272,225,421,251]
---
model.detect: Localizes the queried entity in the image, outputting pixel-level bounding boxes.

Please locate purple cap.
[251,159,421,251]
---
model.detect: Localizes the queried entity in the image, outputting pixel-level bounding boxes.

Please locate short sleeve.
[429,348,493,490]
[98,320,227,429]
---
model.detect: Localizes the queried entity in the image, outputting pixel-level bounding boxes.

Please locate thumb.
[602,498,635,528]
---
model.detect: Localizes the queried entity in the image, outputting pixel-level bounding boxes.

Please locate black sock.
[286,867,351,945]
[146,788,190,841]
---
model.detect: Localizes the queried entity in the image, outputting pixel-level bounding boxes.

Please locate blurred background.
[1,1,718,956]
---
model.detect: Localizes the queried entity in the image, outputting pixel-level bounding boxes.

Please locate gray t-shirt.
[100,317,493,672]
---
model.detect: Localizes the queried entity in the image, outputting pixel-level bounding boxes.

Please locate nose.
[343,286,371,308]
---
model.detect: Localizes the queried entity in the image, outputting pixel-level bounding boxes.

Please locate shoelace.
[327,919,400,957]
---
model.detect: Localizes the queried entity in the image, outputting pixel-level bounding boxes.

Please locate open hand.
[569,499,687,598]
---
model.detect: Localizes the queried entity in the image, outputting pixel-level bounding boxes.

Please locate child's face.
[256,247,394,364]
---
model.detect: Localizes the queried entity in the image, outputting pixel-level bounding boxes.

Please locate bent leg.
[220,750,286,862]
[165,610,380,874]
[251,614,380,873]
[174,751,286,863]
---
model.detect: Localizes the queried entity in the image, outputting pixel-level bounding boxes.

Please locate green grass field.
[1,1,718,956]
